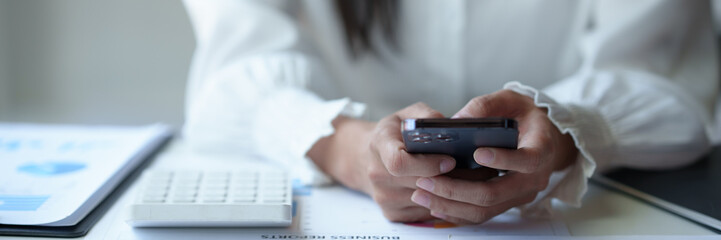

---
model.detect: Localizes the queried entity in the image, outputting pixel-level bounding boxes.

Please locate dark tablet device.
[401,118,518,169]
[593,146,721,233]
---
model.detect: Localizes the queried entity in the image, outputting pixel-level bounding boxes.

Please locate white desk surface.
[6,139,717,239]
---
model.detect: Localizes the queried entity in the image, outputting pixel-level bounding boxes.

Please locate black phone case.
[402,118,518,169]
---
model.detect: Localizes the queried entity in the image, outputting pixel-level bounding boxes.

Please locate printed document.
[0,123,171,226]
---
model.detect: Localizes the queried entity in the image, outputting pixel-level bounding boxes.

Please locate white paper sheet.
[78,147,721,240]
[0,123,171,226]
[94,177,569,239]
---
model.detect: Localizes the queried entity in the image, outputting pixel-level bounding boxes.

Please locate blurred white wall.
[716,0,721,33]
[0,3,9,116]
[0,0,194,127]
[0,1,720,129]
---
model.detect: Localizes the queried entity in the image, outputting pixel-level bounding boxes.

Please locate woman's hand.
[309,103,461,222]
[409,90,578,224]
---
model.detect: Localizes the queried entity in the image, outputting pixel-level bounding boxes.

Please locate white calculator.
[127,169,292,227]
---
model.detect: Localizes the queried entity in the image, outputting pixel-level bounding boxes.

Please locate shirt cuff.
[252,88,366,186]
[297,101,367,186]
[503,81,606,217]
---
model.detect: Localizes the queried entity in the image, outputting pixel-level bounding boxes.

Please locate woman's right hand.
[308,103,459,222]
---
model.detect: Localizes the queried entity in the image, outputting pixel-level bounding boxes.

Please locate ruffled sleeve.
[505,0,718,217]
[181,0,365,185]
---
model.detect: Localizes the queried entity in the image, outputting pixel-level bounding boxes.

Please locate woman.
[182,0,718,224]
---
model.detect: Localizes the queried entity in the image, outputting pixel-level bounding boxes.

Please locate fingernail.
[475,149,495,165]
[416,178,434,192]
[431,211,447,219]
[411,191,431,208]
[440,158,455,173]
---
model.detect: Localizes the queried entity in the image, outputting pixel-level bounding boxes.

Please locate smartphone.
[402,118,518,169]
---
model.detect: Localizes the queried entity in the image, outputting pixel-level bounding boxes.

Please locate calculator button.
[263,196,286,203]
[232,197,256,203]
[176,175,200,181]
[144,187,169,194]
[205,179,229,184]
[231,192,256,197]
[143,191,167,197]
[173,187,198,193]
[263,189,286,196]
[204,192,226,198]
[171,191,197,197]
[150,173,172,180]
[149,180,171,186]
[205,182,228,188]
[233,182,257,188]
[233,191,256,198]
[172,198,196,203]
[202,197,226,203]
[234,172,257,178]
[205,186,228,193]
[264,171,285,177]
[175,182,199,187]
[233,188,257,194]
[171,192,196,198]
[263,179,286,184]
[131,169,292,227]
[205,174,229,179]
[205,187,228,194]
[203,190,227,196]
[264,192,285,197]
[175,178,199,184]
[142,196,166,203]
[205,171,229,176]
[263,184,286,190]
[205,182,229,188]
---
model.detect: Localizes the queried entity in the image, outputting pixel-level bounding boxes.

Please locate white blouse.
[181,0,718,217]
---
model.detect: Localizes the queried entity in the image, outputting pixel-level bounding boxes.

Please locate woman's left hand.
[410,89,578,224]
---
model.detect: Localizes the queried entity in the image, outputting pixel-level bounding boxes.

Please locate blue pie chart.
[17,161,86,176]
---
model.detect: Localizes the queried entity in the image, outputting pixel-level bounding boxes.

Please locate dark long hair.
[334,0,400,58]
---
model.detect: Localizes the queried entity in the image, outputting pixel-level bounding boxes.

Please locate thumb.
[397,102,445,119]
[452,90,530,118]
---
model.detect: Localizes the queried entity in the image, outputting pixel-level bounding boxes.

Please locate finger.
[373,186,433,222]
[472,107,555,173]
[374,124,456,176]
[396,102,445,119]
[473,145,548,174]
[450,193,536,224]
[430,211,475,225]
[383,206,433,223]
[373,103,454,177]
[379,147,456,177]
[392,176,423,189]
[376,102,444,135]
[417,172,544,207]
[435,216,470,225]
[366,159,424,189]
[413,189,536,224]
[375,102,443,154]
[452,90,532,119]
[373,187,418,209]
